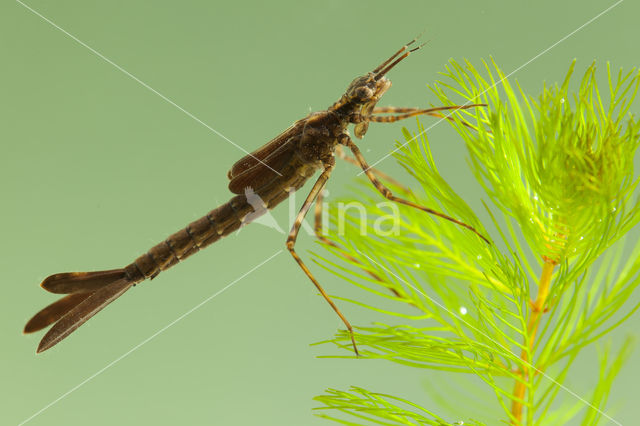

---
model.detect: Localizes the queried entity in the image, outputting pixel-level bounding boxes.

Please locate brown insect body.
[25,38,487,354]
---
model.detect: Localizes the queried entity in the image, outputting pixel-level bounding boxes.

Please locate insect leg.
[369,104,484,124]
[372,107,423,113]
[314,188,405,299]
[341,135,490,244]
[335,145,409,193]
[286,160,360,355]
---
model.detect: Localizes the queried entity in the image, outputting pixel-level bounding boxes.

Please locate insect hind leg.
[286,160,360,355]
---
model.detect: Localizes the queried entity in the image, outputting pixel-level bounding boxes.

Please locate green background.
[2,1,639,425]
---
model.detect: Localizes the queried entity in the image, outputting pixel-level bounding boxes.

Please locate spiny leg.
[340,135,490,244]
[286,160,360,355]
[373,107,421,113]
[370,104,484,123]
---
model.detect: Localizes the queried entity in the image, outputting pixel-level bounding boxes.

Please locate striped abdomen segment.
[125,194,252,282]
[125,159,318,283]
[25,159,318,353]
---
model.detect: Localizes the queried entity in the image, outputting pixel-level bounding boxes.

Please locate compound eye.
[354,86,373,100]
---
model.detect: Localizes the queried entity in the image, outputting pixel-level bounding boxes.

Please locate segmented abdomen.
[124,159,318,283]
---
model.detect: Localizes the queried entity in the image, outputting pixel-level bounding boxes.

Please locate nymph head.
[332,38,424,138]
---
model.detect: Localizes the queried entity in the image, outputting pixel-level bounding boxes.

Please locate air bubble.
[477,255,482,260]
[414,263,421,268]
[459,307,468,315]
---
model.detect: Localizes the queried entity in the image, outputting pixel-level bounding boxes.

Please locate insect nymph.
[24,37,487,354]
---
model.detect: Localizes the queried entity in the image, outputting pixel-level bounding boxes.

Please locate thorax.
[296,110,346,163]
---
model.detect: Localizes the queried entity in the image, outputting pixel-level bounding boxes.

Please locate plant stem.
[511,259,556,424]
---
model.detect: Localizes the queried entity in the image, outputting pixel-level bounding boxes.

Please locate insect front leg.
[369,104,484,124]
[340,135,490,244]
[286,159,360,355]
